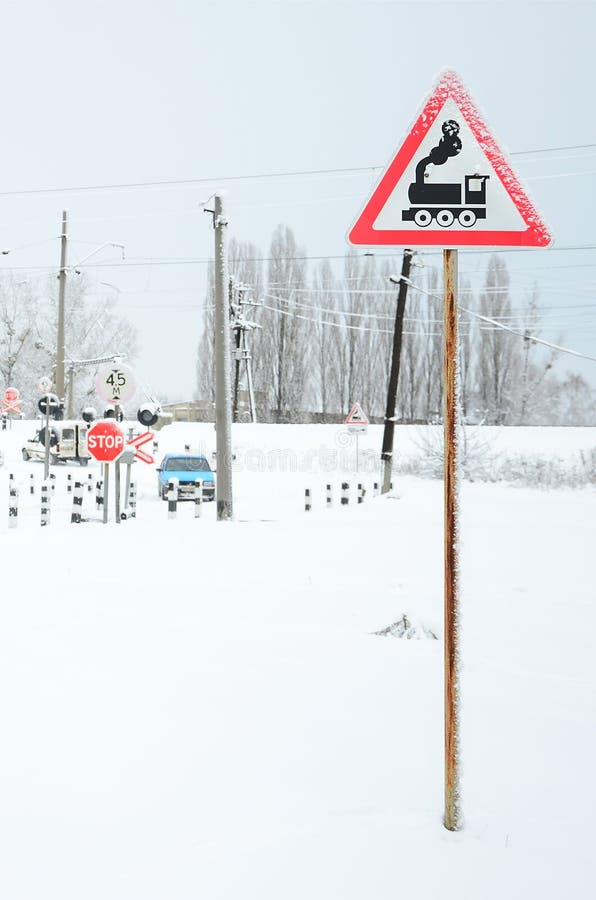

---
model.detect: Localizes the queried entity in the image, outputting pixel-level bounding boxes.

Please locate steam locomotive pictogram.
[402,119,489,228]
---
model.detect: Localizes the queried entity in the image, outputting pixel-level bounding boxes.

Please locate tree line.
[196,225,596,426]
[0,274,137,415]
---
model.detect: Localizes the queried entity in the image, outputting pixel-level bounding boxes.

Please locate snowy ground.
[0,421,594,899]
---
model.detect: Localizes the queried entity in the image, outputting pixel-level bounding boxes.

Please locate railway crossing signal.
[2,387,22,415]
[348,69,552,249]
[346,69,553,834]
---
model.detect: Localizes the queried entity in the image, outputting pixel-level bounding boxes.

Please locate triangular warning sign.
[345,403,369,425]
[348,70,552,249]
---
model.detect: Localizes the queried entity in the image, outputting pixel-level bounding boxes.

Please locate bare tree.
[311,259,337,416]
[0,273,137,415]
[261,225,309,421]
[476,256,517,424]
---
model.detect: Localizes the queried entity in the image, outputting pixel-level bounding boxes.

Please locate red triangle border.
[348,71,553,248]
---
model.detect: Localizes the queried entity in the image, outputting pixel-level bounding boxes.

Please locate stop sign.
[87,420,125,462]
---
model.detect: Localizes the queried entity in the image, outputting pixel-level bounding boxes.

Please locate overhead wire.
[0,141,595,199]
[399,277,596,364]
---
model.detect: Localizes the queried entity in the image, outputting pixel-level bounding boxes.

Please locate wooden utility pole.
[213,193,233,521]
[380,249,412,493]
[55,210,68,401]
[443,248,461,831]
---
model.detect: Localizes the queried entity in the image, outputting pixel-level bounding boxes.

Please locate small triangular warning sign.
[345,403,369,425]
[348,70,552,249]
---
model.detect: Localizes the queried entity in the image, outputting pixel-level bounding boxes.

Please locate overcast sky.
[1,0,594,402]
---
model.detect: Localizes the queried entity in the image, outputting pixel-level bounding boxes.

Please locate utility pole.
[231,278,242,422]
[380,248,412,493]
[213,193,233,520]
[230,280,259,423]
[67,364,75,418]
[55,210,68,402]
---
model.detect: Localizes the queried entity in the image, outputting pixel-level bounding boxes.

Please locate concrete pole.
[55,210,68,401]
[213,193,233,520]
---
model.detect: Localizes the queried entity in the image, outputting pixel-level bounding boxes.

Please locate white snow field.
[0,421,594,899]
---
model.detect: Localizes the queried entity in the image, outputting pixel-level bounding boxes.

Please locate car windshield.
[164,456,210,472]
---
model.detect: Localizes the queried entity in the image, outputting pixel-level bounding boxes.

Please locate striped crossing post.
[95,479,103,511]
[71,481,83,524]
[373,481,379,496]
[87,473,93,492]
[67,473,72,493]
[129,481,137,518]
[8,483,18,528]
[358,483,364,504]
[49,472,56,494]
[30,473,35,495]
[194,479,203,518]
[341,482,349,506]
[41,482,50,526]
[167,478,178,519]
[305,488,311,512]
[326,483,332,508]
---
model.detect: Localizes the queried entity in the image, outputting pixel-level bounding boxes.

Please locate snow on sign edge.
[347,68,554,249]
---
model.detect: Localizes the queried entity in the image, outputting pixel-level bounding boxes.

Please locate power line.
[0,142,595,199]
[401,277,596,364]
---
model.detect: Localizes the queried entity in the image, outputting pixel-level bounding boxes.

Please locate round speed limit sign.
[95,363,137,404]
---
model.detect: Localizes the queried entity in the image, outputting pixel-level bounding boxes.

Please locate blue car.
[156,453,215,501]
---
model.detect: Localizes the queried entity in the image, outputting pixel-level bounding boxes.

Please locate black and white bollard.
[8,483,18,528]
[167,478,178,519]
[341,482,349,506]
[30,473,35,495]
[326,483,332,508]
[41,483,50,527]
[194,478,203,518]
[120,479,137,521]
[70,481,83,524]
[95,479,103,511]
[358,483,364,504]
[373,481,379,496]
[67,473,73,493]
[87,473,93,493]
[49,472,56,494]
[305,488,311,512]
[152,440,159,455]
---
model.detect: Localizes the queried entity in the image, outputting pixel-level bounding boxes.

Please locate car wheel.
[79,458,89,466]
[22,449,30,461]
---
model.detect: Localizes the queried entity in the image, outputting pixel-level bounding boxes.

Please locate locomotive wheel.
[437,209,454,227]
[458,210,477,227]
[414,209,432,227]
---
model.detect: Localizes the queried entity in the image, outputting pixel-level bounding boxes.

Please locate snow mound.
[373,614,438,640]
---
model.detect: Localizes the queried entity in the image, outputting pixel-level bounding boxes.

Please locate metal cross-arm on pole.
[66,353,125,418]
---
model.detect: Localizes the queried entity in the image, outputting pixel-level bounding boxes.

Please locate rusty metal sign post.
[443,248,460,831]
[347,71,553,833]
